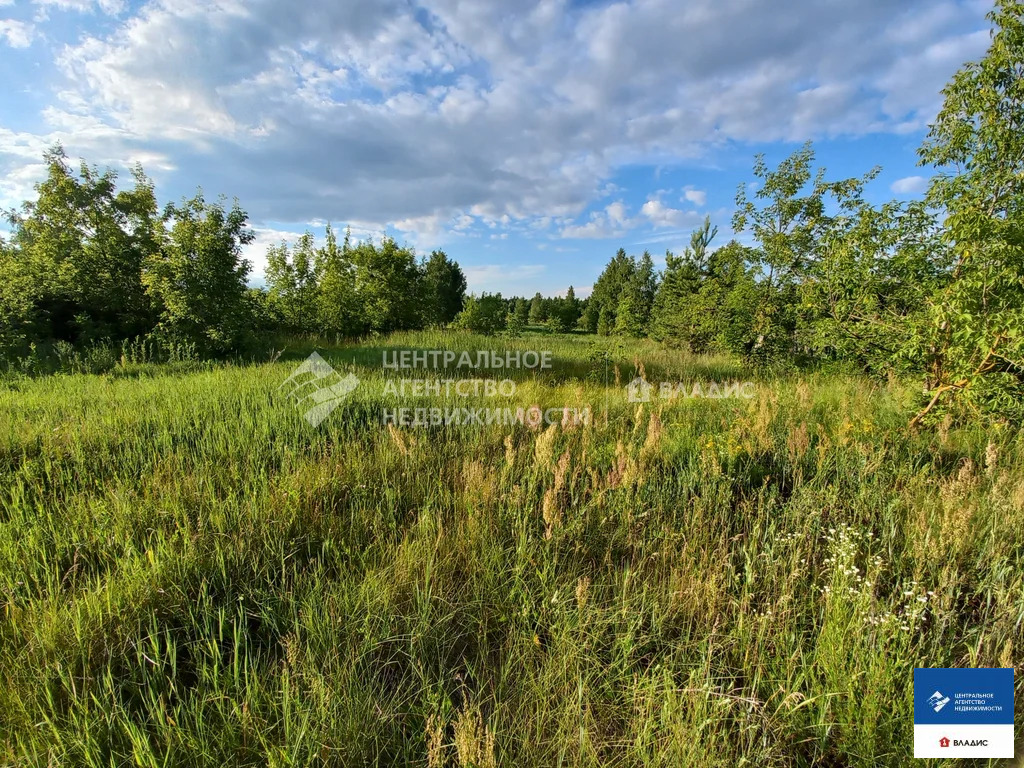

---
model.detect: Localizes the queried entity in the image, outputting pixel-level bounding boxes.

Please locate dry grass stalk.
[454,703,496,768]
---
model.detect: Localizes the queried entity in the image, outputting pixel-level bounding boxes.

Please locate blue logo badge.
[913,668,1014,758]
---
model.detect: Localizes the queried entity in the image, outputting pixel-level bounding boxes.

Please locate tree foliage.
[144,193,255,356]
[456,293,507,336]
[4,146,159,348]
[911,0,1024,423]
[422,250,467,327]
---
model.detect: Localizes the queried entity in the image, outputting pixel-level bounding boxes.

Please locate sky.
[0,0,994,297]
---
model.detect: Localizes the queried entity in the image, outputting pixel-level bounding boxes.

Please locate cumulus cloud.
[559,201,636,239]
[891,175,929,194]
[241,226,308,285]
[641,198,703,229]
[0,0,993,245]
[682,187,706,206]
[0,19,33,47]
[560,217,621,240]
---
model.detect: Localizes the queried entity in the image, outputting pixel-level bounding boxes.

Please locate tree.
[5,145,160,344]
[581,299,601,334]
[0,237,36,356]
[528,292,548,323]
[588,248,637,335]
[506,306,527,337]
[563,285,581,329]
[911,0,1024,424]
[546,286,581,333]
[265,232,320,334]
[693,241,761,356]
[456,293,507,335]
[351,236,424,333]
[422,250,467,326]
[513,297,530,325]
[650,219,716,345]
[801,201,945,376]
[143,193,255,356]
[733,144,876,366]
[614,252,656,336]
[316,224,362,338]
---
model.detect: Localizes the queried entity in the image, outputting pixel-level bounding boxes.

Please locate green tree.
[0,237,36,356]
[546,286,582,333]
[143,193,255,356]
[613,291,644,337]
[650,218,716,345]
[563,285,581,329]
[614,252,656,336]
[801,201,945,376]
[351,237,424,333]
[546,298,568,333]
[506,306,527,338]
[316,224,362,338]
[693,241,760,356]
[456,293,507,335]
[513,297,530,325]
[528,292,548,324]
[264,232,320,334]
[422,250,467,326]
[911,0,1024,423]
[6,146,160,344]
[588,248,636,335]
[734,143,875,366]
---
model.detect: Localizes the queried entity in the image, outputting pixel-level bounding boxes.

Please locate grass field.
[1,330,1021,766]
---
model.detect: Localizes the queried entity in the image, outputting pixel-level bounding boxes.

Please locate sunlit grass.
[0,330,1020,766]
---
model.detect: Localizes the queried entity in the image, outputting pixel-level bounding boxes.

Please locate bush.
[455,294,507,336]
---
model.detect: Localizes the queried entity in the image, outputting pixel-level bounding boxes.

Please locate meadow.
[0,330,1020,766]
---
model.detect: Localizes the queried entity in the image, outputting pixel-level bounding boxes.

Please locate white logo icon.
[280,352,360,427]
[928,691,951,713]
[626,376,653,403]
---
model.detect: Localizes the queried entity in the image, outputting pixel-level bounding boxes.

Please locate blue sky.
[0,0,993,296]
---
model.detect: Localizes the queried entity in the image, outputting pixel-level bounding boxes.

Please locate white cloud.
[33,0,133,15]
[241,226,308,285]
[682,186,706,206]
[876,29,989,131]
[641,198,703,229]
[891,175,928,194]
[560,217,620,240]
[0,19,33,47]
[0,0,993,246]
[559,201,637,239]
[605,201,629,225]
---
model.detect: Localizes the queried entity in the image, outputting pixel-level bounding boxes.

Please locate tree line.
[0,0,1021,422]
[490,1,1024,423]
[0,153,469,359]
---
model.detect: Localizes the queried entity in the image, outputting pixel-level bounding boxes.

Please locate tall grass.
[0,330,1020,765]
